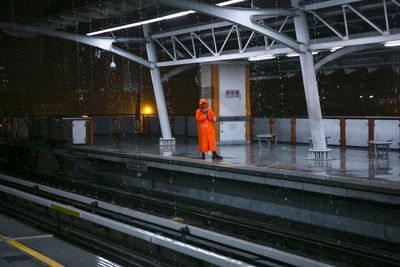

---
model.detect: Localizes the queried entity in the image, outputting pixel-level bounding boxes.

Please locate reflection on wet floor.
[91,134,400,183]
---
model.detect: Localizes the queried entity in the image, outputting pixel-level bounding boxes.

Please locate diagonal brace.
[308,11,345,40]
[343,4,385,34]
[161,0,305,53]
[0,23,152,68]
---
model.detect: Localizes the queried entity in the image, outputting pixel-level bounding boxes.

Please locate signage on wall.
[225,90,241,99]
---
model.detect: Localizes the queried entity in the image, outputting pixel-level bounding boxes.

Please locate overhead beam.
[161,64,197,82]
[156,46,293,67]
[310,31,400,50]
[0,23,152,68]
[156,29,400,67]
[314,44,381,72]
[302,0,363,11]
[161,0,305,53]
[151,21,233,39]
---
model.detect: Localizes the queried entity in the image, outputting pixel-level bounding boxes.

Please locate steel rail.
[1,170,399,266]
[0,182,255,267]
[0,172,331,267]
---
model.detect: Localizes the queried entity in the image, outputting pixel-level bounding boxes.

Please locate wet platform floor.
[0,213,120,267]
[89,134,400,186]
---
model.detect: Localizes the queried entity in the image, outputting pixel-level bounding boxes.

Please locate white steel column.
[291,0,331,159]
[143,24,175,145]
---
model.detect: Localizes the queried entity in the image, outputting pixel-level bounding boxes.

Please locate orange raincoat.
[196,99,216,153]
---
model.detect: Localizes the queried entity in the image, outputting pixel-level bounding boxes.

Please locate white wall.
[220,121,246,141]
[323,119,340,146]
[253,117,399,148]
[275,118,291,142]
[254,118,269,136]
[346,119,369,147]
[296,119,312,143]
[218,64,246,117]
[375,120,399,149]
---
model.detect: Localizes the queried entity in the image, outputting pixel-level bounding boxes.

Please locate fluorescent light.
[312,51,318,55]
[286,52,299,57]
[87,10,195,36]
[330,46,342,52]
[217,0,245,6]
[87,0,245,36]
[248,55,276,61]
[384,40,400,47]
[369,95,374,99]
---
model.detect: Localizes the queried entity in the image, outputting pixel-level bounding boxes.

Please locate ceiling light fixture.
[286,52,300,57]
[248,55,276,61]
[87,10,195,36]
[384,40,400,47]
[110,55,116,69]
[87,0,245,36]
[330,46,343,52]
[216,0,245,6]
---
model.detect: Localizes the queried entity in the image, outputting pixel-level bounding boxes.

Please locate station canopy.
[2,0,400,77]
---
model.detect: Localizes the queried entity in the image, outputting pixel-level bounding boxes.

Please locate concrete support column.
[269,117,274,134]
[211,65,220,142]
[339,118,346,147]
[88,120,94,147]
[59,118,63,142]
[114,116,121,135]
[292,0,331,159]
[142,24,174,145]
[368,118,375,150]
[291,117,296,144]
[246,65,251,142]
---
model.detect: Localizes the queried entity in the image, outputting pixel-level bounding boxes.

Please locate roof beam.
[161,0,305,53]
[314,44,381,72]
[155,29,400,67]
[151,21,233,39]
[302,0,363,11]
[0,23,152,68]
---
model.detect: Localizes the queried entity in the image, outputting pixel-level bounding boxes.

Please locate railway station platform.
[53,134,400,247]
[1,134,400,265]
[85,134,400,184]
[0,213,120,267]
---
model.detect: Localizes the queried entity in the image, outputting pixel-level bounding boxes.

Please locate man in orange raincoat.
[196,99,223,160]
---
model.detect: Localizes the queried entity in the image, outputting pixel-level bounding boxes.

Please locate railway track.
[0,170,399,266]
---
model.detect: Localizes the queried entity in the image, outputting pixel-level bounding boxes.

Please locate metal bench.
[368,139,393,158]
[255,134,278,149]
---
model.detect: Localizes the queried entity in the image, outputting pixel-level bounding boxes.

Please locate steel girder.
[161,0,304,53]
[151,0,400,68]
[0,23,152,69]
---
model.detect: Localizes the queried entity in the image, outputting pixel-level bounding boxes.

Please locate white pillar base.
[159,137,176,146]
[308,149,332,160]
[159,138,176,156]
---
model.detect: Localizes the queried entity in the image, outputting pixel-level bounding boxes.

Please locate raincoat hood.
[199,99,209,108]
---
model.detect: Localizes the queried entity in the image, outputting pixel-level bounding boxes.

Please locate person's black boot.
[201,153,205,159]
[212,151,222,159]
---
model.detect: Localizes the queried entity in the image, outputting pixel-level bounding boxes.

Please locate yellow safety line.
[50,204,80,217]
[217,164,238,167]
[0,233,64,267]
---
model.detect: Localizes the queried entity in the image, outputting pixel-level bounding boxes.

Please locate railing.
[1,115,399,149]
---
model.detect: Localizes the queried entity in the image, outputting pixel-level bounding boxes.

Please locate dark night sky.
[0,0,399,117]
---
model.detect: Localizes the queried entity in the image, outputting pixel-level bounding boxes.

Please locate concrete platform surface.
[0,213,120,267]
[89,134,400,185]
